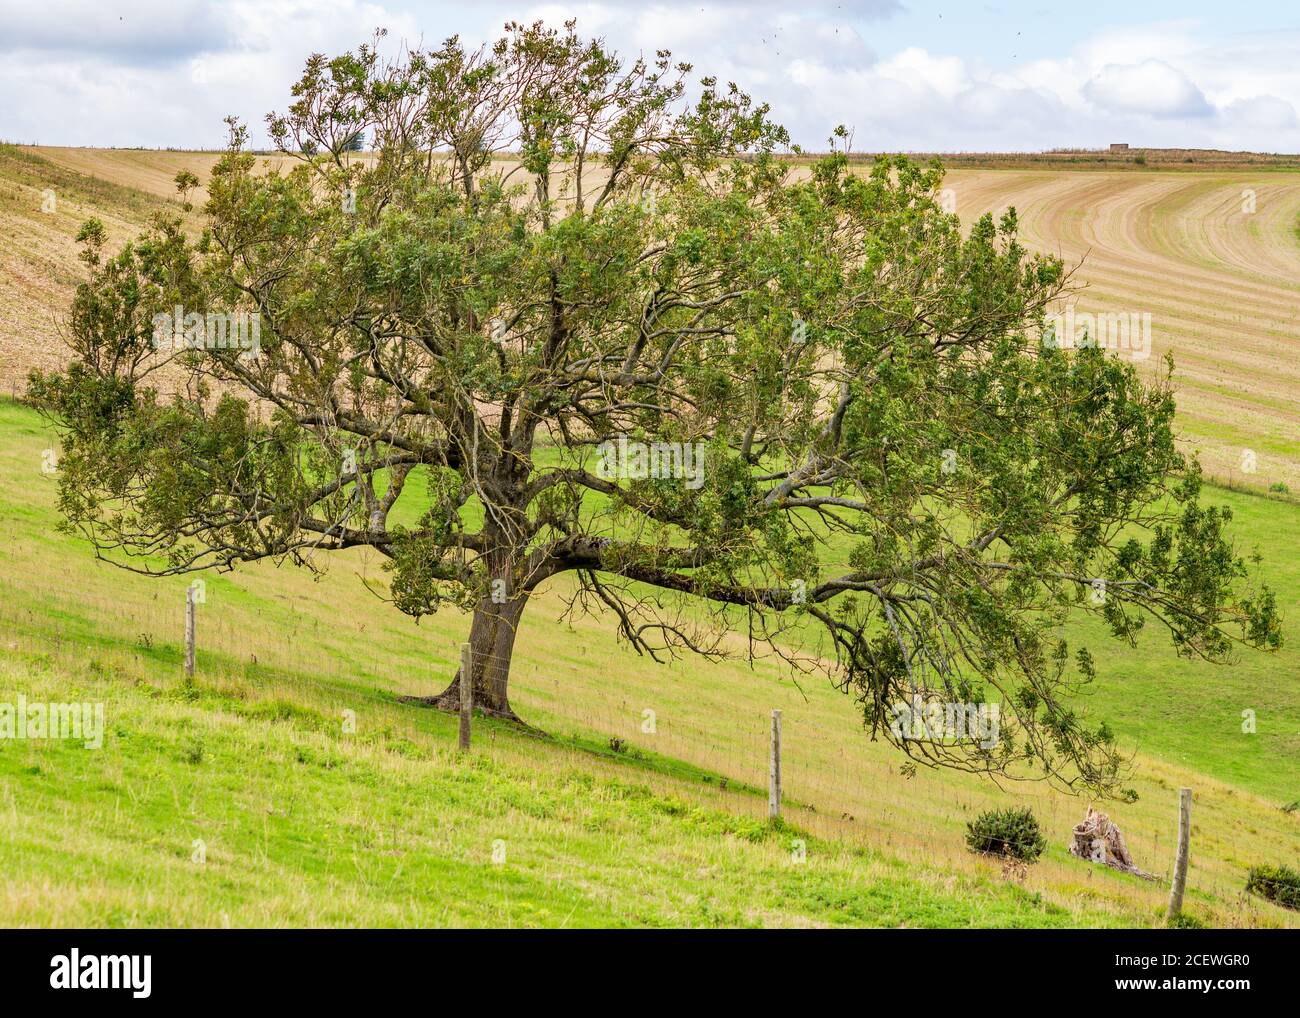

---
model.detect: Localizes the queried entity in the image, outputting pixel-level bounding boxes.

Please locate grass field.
[1,395,1297,927]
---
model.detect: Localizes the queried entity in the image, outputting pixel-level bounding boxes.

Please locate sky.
[2,0,1300,152]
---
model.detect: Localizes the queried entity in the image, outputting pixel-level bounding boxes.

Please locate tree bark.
[412,590,529,722]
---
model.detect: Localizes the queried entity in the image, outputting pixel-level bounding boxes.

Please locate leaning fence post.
[458,643,473,751]
[768,709,782,820]
[1167,787,1192,921]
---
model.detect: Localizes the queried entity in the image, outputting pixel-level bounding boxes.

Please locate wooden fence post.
[184,586,196,679]
[768,709,782,820]
[458,642,472,751]
[1167,787,1192,921]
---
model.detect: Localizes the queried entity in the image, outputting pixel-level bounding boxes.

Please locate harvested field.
[3,147,1298,491]
[945,168,1300,492]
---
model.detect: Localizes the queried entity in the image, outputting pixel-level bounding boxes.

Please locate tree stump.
[1068,807,1158,881]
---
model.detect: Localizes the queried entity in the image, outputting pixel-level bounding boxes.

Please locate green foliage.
[1246,864,1300,910]
[965,806,1047,862]
[180,736,205,765]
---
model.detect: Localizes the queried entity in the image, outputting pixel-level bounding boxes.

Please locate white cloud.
[1082,59,1212,119]
[2,1,1300,153]
[0,0,421,147]
[0,0,234,60]
[1223,95,1299,133]
[874,48,968,99]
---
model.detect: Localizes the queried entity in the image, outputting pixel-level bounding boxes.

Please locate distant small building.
[1110,143,1130,152]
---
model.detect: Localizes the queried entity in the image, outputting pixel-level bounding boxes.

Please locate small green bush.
[965,806,1046,863]
[1246,864,1300,911]
[181,736,204,766]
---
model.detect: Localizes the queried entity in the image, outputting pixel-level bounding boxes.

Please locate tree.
[31,21,1280,793]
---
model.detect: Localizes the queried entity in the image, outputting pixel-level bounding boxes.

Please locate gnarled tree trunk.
[417,589,530,722]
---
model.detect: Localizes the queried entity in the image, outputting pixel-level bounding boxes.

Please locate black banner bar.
[0,928,1292,1004]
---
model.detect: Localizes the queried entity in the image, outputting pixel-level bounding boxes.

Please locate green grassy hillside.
[0,397,1297,927]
